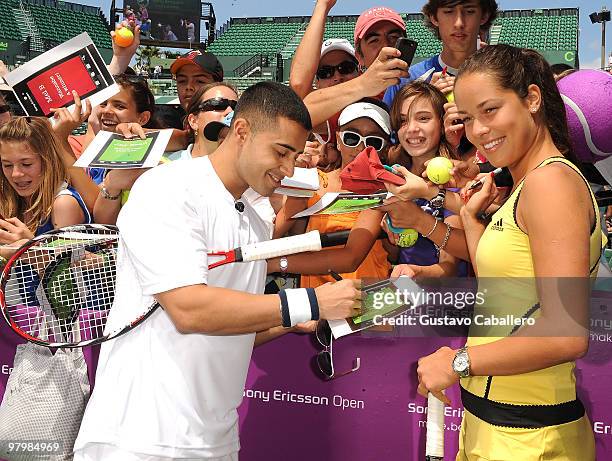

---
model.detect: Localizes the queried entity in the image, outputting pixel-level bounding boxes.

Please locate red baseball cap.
[170,50,224,81]
[354,7,405,45]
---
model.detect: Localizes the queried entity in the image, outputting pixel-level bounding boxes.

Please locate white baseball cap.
[320,39,356,59]
[338,102,392,135]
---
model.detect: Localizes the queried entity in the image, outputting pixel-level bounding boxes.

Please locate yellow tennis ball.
[426,157,453,185]
[446,91,455,103]
[397,229,419,248]
[114,28,134,47]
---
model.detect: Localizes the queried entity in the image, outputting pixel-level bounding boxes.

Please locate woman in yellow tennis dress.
[415,45,603,461]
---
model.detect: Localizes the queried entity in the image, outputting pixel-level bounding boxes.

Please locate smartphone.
[395,38,418,68]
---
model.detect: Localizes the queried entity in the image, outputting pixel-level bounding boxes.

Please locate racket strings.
[2,229,119,346]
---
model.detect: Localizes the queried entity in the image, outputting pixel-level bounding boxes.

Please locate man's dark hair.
[422,0,499,38]
[233,81,312,133]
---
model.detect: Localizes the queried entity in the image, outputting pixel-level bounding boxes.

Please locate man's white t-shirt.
[74,156,270,459]
[165,144,275,237]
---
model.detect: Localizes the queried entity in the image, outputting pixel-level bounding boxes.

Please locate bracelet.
[422,218,438,238]
[435,223,452,253]
[100,184,121,201]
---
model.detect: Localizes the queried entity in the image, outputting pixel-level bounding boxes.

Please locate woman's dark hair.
[456,44,580,167]
[149,104,185,129]
[114,73,156,128]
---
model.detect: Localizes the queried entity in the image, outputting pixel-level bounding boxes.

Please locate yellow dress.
[457,157,603,461]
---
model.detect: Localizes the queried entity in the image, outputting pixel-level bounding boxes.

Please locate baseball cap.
[338,102,391,135]
[354,7,405,44]
[204,111,234,141]
[320,39,356,59]
[170,50,224,81]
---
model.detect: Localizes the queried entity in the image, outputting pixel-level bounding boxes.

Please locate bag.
[0,343,90,461]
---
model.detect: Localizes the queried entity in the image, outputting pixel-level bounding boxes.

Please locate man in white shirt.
[74,82,361,461]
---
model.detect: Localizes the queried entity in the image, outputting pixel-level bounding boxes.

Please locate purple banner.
[238,332,612,460]
[0,322,610,459]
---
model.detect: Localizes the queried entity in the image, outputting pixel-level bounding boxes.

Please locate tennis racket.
[0,226,357,348]
[425,393,445,461]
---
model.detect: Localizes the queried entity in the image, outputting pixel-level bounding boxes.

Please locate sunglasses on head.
[316,320,361,380]
[339,130,387,152]
[316,60,358,80]
[195,97,237,114]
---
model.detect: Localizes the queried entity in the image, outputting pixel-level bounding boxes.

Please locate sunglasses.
[316,60,358,80]
[0,105,10,114]
[196,97,237,113]
[339,130,387,152]
[316,320,361,380]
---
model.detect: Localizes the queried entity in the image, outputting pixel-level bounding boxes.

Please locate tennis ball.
[397,228,418,248]
[426,157,453,185]
[446,91,455,103]
[114,27,134,47]
[557,69,612,163]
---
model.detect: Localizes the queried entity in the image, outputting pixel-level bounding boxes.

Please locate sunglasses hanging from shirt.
[315,319,361,380]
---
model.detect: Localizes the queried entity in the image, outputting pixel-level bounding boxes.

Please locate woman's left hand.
[0,217,35,244]
[417,346,457,404]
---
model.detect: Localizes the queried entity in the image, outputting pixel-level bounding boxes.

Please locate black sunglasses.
[196,97,237,113]
[316,60,358,80]
[0,105,10,114]
[315,320,361,380]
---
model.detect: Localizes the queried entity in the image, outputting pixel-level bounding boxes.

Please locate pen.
[441,66,448,77]
[328,270,343,281]
[467,167,504,191]
[383,164,403,176]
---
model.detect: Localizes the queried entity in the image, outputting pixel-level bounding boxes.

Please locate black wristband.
[305,288,320,321]
[278,289,291,328]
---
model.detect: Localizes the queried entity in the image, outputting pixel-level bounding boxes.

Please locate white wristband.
[284,288,313,326]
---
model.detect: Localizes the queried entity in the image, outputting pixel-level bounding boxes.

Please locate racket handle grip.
[319,230,350,248]
[241,230,323,262]
[425,393,445,460]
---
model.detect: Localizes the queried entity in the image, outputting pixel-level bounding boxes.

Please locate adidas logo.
[491,218,504,232]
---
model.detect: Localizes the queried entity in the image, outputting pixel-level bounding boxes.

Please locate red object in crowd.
[340,146,405,195]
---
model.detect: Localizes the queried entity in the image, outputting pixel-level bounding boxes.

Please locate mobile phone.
[395,38,418,68]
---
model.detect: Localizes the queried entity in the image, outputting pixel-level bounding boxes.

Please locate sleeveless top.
[462,157,604,406]
[36,183,92,235]
[300,171,391,288]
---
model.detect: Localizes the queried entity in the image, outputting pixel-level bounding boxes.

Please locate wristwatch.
[452,346,471,378]
[430,189,447,209]
[279,257,288,276]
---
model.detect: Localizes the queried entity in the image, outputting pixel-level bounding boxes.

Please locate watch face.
[454,356,468,372]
